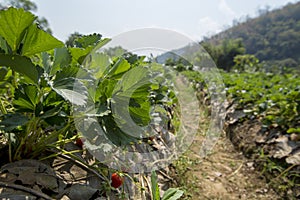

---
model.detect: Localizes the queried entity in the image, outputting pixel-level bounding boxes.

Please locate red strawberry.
[75,138,84,148]
[111,173,124,188]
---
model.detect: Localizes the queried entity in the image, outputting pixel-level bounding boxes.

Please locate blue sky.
[29,0,298,42]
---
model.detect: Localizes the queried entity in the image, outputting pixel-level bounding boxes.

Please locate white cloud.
[218,0,237,18]
[197,17,222,38]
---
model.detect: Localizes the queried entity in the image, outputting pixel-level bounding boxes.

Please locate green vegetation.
[0,6,184,199]
[0,6,177,159]
[167,3,300,193]
[0,0,300,199]
[0,0,52,34]
[223,72,300,132]
[180,67,300,197]
[205,1,300,68]
[151,171,184,200]
[201,38,245,71]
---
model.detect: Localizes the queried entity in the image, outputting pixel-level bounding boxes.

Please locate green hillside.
[204,1,300,68]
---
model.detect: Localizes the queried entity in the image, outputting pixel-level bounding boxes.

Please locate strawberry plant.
[0,7,112,161]
[0,7,66,161]
[222,72,300,132]
[151,170,184,200]
[0,6,188,200]
[0,4,180,170]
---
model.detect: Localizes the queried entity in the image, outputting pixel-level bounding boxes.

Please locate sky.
[29,0,299,42]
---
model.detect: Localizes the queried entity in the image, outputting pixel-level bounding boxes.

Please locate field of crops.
[0,7,299,199]
[184,69,300,197]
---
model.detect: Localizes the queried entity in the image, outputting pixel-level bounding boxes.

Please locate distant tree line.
[204,2,300,69]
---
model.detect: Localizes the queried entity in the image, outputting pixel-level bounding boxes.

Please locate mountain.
[204,1,300,67]
[157,1,300,71]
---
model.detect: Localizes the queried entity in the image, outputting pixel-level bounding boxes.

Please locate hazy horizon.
[27,0,300,42]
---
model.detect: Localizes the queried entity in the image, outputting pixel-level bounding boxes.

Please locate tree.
[165,57,192,72]
[203,2,300,68]
[202,38,245,71]
[216,39,245,71]
[2,0,37,11]
[65,32,83,47]
[0,0,52,34]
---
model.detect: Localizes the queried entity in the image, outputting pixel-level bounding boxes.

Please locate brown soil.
[173,132,280,200]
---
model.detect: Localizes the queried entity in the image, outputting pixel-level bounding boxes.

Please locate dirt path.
[172,131,280,200]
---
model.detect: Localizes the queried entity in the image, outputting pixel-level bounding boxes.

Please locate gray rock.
[0,193,36,200]
[66,184,98,200]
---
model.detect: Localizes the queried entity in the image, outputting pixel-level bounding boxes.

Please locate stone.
[36,174,59,193]
[286,151,300,165]
[66,184,98,200]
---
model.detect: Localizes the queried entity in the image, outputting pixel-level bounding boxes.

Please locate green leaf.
[0,67,8,81]
[0,53,38,83]
[13,97,34,111]
[13,84,39,111]
[75,33,102,48]
[113,66,151,92]
[0,7,35,52]
[151,171,160,200]
[69,46,94,65]
[51,65,90,106]
[90,38,111,53]
[101,115,139,146]
[287,128,300,134]
[41,52,52,74]
[53,77,88,106]
[51,47,72,75]
[95,78,118,102]
[129,101,151,125]
[0,36,11,54]
[40,104,62,119]
[55,65,79,80]
[43,90,64,107]
[0,113,29,131]
[69,38,111,65]
[162,188,184,200]
[22,24,64,56]
[106,58,131,78]
[24,85,39,106]
[83,52,111,79]
[111,66,152,126]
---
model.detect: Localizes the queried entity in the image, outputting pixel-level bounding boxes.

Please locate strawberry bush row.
[183,69,300,135]
[222,72,300,133]
[0,7,184,199]
[0,7,177,161]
